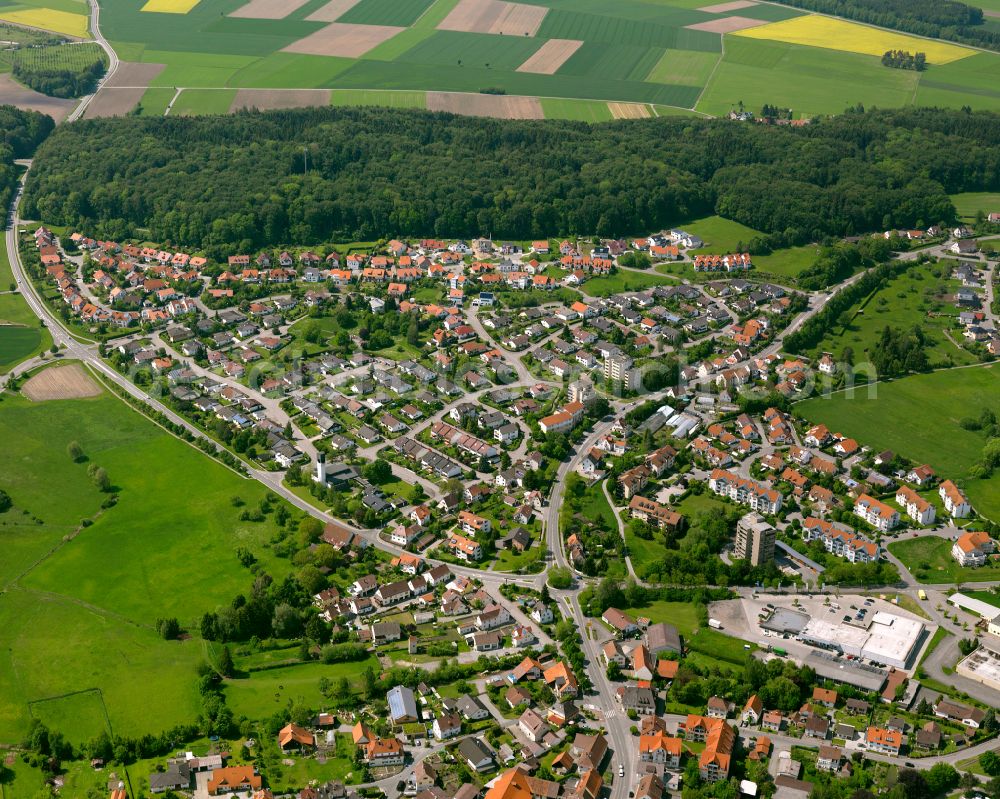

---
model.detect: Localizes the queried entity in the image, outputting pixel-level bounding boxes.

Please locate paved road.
[66,0,120,122]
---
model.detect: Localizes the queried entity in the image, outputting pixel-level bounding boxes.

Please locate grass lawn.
[672,490,728,520]
[963,590,1000,609]
[27,689,110,746]
[888,536,1000,584]
[686,627,753,665]
[580,269,674,297]
[754,244,820,280]
[225,657,378,721]
[950,191,1000,221]
[621,600,700,635]
[580,481,616,529]
[795,364,1000,521]
[682,215,764,252]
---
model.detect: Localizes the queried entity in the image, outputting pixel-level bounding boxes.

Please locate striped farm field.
[0,6,88,36]
[330,88,426,106]
[735,14,974,64]
[141,0,201,11]
[646,48,718,85]
[608,100,650,117]
[540,96,613,120]
[338,0,436,26]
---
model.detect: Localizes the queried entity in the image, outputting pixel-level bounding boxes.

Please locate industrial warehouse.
[759,605,927,669]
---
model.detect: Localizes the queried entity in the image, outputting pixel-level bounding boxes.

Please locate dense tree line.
[783,258,917,353]
[0,105,54,227]
[13,57,105,98]
[21,106,1000,252]
[881,50,927,70]
[797,236,895,290]
[775,0,1000,51]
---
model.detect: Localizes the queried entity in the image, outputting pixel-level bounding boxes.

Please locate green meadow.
[951,191,1000,221]
[802,262,978,369]
[796,364,1000,521]
[0,385,302,742]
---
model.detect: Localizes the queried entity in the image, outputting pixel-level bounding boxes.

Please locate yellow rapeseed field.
[141,0,201,13]
[0,6,89,37]
[734,14,973,64]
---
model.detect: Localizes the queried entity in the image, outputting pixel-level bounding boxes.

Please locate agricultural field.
[0,384,301,742]
[951,191,1000,222]
[0,292,51,372]
[72,0,1000,118]
[795,364,1000,522]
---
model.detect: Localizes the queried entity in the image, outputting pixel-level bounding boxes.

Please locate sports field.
[796,363,1000,521]
[80,0,1000,118]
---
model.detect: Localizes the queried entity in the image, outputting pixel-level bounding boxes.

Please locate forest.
[11,43,108,98]
[21,106,1000,254]
[776,0,1000,51]
[0,105,55,221]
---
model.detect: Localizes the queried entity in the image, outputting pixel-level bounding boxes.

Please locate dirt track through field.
[231,88,333,111]
[305,0,361,21]
[427,91,543,118]
[686,14,767,31]
[84,88,145,117]
[282,21,404,56]
[22,364,101,401]
[697,0,757,12]
[230,0,312,18]
[438,0,547,35]
[0,74,75,123]
[608,102,650,119]
[102,61,166,88]
[516,38,582,74]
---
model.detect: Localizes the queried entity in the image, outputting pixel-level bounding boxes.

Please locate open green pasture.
[950,191,1000,221]
[802,262,978,369]
[795,364,1000,521]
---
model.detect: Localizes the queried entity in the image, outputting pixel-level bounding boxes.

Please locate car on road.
[619,765,624,777]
